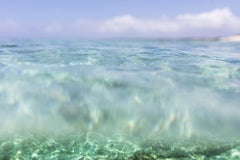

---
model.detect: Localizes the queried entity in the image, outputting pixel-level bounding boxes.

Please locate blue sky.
[1,0,240,38]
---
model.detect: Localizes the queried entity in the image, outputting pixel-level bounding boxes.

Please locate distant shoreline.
[0,35,239,42]
[218,34,240,42]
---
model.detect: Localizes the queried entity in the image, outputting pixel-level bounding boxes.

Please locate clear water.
[0,39,240,159]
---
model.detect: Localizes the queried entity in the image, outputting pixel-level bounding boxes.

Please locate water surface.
[0,40,240,159]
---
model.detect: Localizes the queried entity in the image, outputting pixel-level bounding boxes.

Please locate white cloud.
[0,8,240,38]
[44,23,63,33]
[0,19,20,31]
[98,8,240,37]
[0,19,23,37]
[99,15,179,33]
[176,8,240,29]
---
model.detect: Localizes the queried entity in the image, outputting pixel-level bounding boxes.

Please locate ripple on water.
[0,40,239,159]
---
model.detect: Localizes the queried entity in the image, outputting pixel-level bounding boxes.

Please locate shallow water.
[0,39,240,159]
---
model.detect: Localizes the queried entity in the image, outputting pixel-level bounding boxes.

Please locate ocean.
[0,39,240,159]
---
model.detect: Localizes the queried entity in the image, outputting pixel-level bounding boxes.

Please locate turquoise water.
[0,40,240,159]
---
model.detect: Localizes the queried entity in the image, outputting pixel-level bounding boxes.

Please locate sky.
[0,0,240,39]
